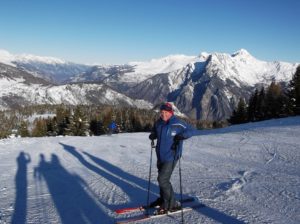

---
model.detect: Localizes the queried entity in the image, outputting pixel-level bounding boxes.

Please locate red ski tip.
[115,206,144,214]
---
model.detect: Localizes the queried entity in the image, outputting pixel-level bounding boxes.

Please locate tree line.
[0,105,158,138]
[0,102,228,139]
[229,65,300,124]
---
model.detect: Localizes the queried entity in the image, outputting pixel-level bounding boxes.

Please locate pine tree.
[102,108,113,133]
[90,119,105,135]
[248,89,259,121]
[256,87,266,120]
[46,118,58,136]
[18,121,30,137]
[131,112,143,132]
[265,81,286,118]
[228,98,248,124]
[69,106,89,136]
[55,106,71,135]
[288,65,300,115]
[32,118,47,137]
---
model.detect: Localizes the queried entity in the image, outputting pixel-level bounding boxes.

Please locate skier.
[108,121,118,135]
[149,102,194,214]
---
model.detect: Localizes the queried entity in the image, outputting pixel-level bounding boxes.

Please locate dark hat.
[160,102,173,113]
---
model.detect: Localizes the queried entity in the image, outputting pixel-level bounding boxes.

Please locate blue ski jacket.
[151,115,194,163]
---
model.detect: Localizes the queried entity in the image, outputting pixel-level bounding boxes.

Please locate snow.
[1,49,298,88]
[124,55,202,83]
[208,49,298,86]
[26,113,56,123]
[0,50,16,67]
[0,77,25,97]
[0,116,299,223]
[117,50,298,87]
[15,54,66,65]
[0,49,66,65]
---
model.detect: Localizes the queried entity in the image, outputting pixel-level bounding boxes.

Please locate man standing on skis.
[149,102,194,214]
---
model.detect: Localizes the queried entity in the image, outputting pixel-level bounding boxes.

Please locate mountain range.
[0,49,298,120]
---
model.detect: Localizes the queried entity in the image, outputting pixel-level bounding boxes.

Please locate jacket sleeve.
[180,121,195,139]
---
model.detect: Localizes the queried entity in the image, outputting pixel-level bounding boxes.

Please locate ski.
[115,203,205,224]
[115,197,195,215]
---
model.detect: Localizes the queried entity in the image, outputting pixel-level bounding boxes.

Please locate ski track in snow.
[0,117,300,223]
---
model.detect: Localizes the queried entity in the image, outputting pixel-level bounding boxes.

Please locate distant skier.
[108,121,118,135]
[149,102,194,214]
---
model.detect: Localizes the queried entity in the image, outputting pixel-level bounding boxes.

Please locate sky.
[0,0,299,64]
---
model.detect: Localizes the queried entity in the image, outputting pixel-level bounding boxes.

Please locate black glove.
[172,134,184,151]
[174,134,185,142]
[149,133,157,140]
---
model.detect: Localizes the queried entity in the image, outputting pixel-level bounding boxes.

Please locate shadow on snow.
[59,142,159,209]
[58,142,245,224]
[11,151,31,224]
[11,144,246,224]
[33,153,113,223]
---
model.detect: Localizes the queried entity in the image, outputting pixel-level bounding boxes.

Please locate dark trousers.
[157,160,177,209]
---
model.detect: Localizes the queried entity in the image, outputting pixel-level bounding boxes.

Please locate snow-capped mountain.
[75,49,297,87]
[0,49,298,120]
[0,62,152,110]
[0,49,90,83]
[95,49,298,120]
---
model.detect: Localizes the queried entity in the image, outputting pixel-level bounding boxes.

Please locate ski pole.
[178,155,184,224]
[146,140,155,215]
[173,141,184,224]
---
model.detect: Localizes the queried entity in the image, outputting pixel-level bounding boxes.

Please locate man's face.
[160,110,172,122]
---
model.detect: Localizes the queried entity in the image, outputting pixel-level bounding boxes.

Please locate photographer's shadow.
[34,153,113,224]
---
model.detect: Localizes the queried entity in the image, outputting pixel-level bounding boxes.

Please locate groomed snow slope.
[0,116,299,223]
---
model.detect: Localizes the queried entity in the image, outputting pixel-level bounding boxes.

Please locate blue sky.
[0,0,299,64]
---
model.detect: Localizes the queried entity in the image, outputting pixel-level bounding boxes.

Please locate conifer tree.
[46,118,58,136]
[131,112,143,132]
[248,89,259,121]
[55,107,71,135]
[90,119,105,135]
[69,106,89,136]
[18,121,30,137]
[32,118,47,137]
[228,98,248,124]
[288,65,300,115]
[265,81,285,118]
[102,108,113,133]
[256,87,266,120]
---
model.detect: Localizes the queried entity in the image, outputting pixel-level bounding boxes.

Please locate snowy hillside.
[0,116,299,223]
[0,63,152,110]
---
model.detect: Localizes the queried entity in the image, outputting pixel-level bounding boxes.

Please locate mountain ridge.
[0,49,298,120]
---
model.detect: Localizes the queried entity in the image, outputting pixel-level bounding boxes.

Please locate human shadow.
[59,143,245,223]
[84,151,246,223]
[59,143,159,209]
[11,151,31,224]
[34,153,113,224]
